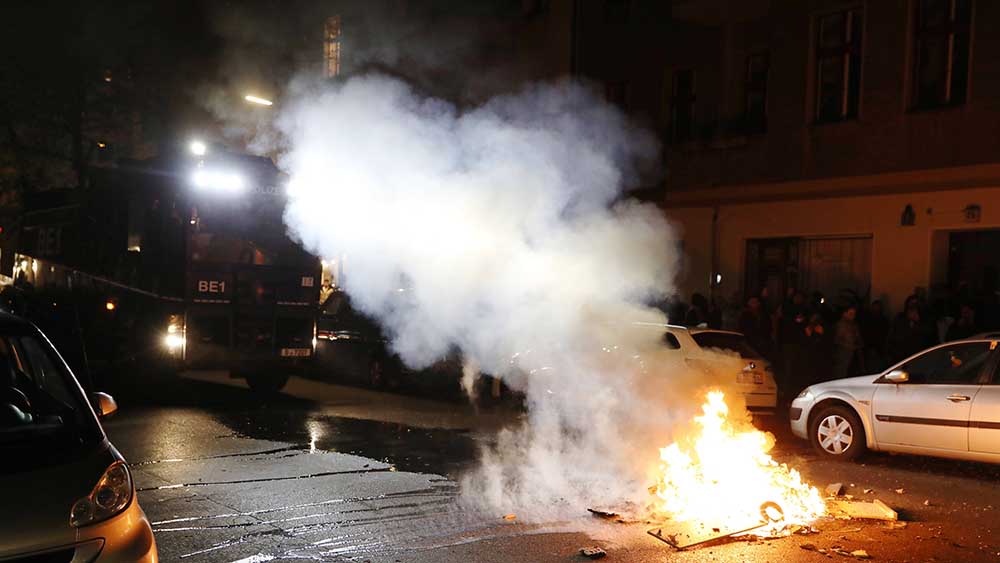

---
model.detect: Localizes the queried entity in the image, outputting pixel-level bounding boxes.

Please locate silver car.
[0,314,158,562]
[663,326,778,413]
[790,336,1000,463]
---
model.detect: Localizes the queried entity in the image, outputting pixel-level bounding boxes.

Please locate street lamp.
[244,94,273,107]
[189,140,207,156]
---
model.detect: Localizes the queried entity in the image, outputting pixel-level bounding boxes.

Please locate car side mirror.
[91,392,118,419]
[884,370,909,384]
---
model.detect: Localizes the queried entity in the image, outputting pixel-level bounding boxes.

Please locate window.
[324,15,342,78]
[0,334,102,457]
[663,333,681,350]
[912,0,972,109]
[745,52,769,133]
[671,69,695,143]
[815,8,863,123]
[897,342,992,384]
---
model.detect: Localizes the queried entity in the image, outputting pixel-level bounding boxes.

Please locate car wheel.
[245,373,290,395]
[809,405,866,461]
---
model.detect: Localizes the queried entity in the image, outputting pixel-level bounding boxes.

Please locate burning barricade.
[648,390,826,548]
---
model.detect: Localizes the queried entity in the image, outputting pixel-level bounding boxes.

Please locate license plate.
[739,372,765,384]
[280,348,312,357]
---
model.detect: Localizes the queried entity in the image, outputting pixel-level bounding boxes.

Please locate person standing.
[739,296,773,361]
[685,293,710,328]
[801,313,831,386]
[860,300,890,373]
[833,306,864,380]
[946,303,980,341]
[779,291,808,397]
[888,304,937,363]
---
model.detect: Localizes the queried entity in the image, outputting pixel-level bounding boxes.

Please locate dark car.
[0,313,158,562]
[314,290,503,400]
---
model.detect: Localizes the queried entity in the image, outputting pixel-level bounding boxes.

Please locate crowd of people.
[664,286,1000,398]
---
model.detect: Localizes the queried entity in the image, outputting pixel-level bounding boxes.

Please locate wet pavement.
[100,371,1000,562]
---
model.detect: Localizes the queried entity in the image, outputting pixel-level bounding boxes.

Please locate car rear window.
[691,332,760,359]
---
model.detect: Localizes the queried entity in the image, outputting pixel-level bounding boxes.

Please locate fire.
[654,390,825,533]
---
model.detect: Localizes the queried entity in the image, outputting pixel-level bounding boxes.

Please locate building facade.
[658,0,1000,314]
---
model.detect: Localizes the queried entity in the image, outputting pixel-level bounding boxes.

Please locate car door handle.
[946,394,971,402]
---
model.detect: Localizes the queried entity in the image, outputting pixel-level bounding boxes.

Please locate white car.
[663,326,778,413]
[790,336,1000,463]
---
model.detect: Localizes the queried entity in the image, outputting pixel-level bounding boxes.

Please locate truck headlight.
[164,333,185,350]
[70,462,133,527]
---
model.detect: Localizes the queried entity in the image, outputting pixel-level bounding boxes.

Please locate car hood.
[0,440,120,557]
[807,374,881,398]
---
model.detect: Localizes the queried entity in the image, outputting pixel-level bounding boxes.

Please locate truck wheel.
[809,405,866,461]
[245,373,290,395]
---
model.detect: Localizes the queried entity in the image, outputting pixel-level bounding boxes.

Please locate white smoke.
[273,75,720,521]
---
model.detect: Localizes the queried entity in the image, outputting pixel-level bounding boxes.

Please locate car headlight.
[796,388,814,400]
[70,461,133,527]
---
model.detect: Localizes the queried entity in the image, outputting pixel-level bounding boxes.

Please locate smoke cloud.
[273,75,725,521]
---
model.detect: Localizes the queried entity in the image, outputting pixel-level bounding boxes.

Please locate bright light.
[105,301,116,312]
[244,94,273,106]
[191,169,246,193]
[715,273,723,284]
[31,261,37,273]
[164,334,185,351]
[189,140,207,156]
[18,260,27,271]
[167,324,180,334]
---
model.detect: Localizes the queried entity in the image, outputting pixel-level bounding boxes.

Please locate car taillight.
[70,461,133,527]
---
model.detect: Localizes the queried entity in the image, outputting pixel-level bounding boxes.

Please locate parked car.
[0,313,158,562]
[790,336,1000,462]
[661,325,779,413]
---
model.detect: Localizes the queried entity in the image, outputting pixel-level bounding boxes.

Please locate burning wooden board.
[647,519,768,550]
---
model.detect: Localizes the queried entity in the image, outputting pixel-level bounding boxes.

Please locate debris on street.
[828,499,898,521]
[587,508,620,520]
[579,547,607,559]
[923,500,932,506]
[800,543,818,551]
[851,549,872,559]
[826,483,845,496]
[503,514,517,521]
[647,521,767,550]
[894,488,905,494]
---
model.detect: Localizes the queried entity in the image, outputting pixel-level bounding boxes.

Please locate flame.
[654,390,825,532]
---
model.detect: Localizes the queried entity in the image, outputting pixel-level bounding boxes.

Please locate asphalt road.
[100,370,1000,563]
